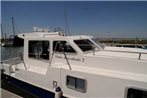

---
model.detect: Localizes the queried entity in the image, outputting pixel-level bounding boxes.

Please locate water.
[1,46,39,98]
[1,46,22,61]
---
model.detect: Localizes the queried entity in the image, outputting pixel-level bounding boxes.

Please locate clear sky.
[1,1,147,38]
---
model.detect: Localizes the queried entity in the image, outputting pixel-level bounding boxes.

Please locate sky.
[1,1,147,38]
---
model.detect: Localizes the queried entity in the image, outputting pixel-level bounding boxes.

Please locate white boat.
[1,30,147,98]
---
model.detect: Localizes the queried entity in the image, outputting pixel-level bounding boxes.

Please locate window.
[74,39,98,52]
[53,41,76,53]
[66,76,86,93]
[92,38,105,49]
[127,88,147,98]
[29,41,49,60]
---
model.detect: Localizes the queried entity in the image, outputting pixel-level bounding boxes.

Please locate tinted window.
[74,39,98,52]
[67,76,86,93]
[123,45,135,48]
[127,88,147,98]
[67,76,75,89]
[76,78,85,91]
[29,41,49,60]
[53,41,76,53]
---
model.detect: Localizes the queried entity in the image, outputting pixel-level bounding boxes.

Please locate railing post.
[138,53,141,60]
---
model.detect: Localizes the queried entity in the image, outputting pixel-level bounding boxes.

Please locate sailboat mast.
[11,17,15,36]
[64,6,70,36]
[1,24,4,39]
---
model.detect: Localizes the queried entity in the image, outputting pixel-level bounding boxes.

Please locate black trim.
[127,88,147,98]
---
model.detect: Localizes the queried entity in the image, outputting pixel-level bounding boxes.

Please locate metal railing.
[105,50,147,60]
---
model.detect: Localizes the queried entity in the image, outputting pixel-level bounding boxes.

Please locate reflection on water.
[1,47,23,61]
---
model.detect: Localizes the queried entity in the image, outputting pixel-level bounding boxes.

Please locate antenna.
[64,6,70,36]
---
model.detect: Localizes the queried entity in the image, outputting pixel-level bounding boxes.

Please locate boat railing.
[43,32,64,37]
[1,47,27,70]
[105,50,147,60]
[1,57,22,66]
[43,34,57,37]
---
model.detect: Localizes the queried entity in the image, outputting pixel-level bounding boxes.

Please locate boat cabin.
[18,31,102,69]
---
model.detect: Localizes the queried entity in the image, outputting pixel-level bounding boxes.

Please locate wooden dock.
[1,89,22,98]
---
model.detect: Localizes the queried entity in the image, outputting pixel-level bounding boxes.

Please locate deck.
[1,89,22,98]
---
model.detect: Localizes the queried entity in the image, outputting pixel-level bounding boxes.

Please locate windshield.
[92,38,106,49]
[74,39,99,52]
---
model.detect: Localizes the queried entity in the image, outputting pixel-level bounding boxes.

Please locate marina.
[1,1,147,98]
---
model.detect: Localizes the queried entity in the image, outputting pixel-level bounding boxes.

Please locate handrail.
[105,50,147,54]
[19,52,27,70]
[49,41,60,66]
[29,53,48,56]
[138,53,142,60]
[43,33,59,37]
[104,50,147,60]
[63,49,72,70]
[49,41,72,70]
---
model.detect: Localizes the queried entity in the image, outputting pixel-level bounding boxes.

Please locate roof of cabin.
[18,32,93,40]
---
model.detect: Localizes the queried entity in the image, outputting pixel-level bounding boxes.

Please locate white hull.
[2,57,147,98]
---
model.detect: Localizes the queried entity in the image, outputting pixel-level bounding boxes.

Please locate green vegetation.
[99,39,147,44]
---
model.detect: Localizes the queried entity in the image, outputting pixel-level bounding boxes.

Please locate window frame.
[53,40,77,55]
[73,39,100,53]
[66,75,87,93]
[125,87,147,98]
[28,40,50,60]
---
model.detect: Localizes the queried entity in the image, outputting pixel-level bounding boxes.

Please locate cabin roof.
[18,32,93,40]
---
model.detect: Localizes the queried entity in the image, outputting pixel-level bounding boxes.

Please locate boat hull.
[1,73,66,98]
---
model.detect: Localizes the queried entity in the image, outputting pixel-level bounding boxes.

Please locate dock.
[1,89,22,98]
[1,78,38,98]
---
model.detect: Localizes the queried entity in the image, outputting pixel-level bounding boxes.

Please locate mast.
[5,33,7,39]
[64,6,70,36]
[11,17,15,36]
[1,24,4,39]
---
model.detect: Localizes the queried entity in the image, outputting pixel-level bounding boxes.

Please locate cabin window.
[74,39,98,52]
[127,88,147,98]
[53,41,76,53]
[29,41,49,60]
[66,76,86,93]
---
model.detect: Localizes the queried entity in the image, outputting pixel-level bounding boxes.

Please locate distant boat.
[144,44,147,49]
[1,42,13,47]
[1,29,147,98]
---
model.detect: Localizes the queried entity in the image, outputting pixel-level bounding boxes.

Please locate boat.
[1,42,13,47]
[1,29,147,98]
